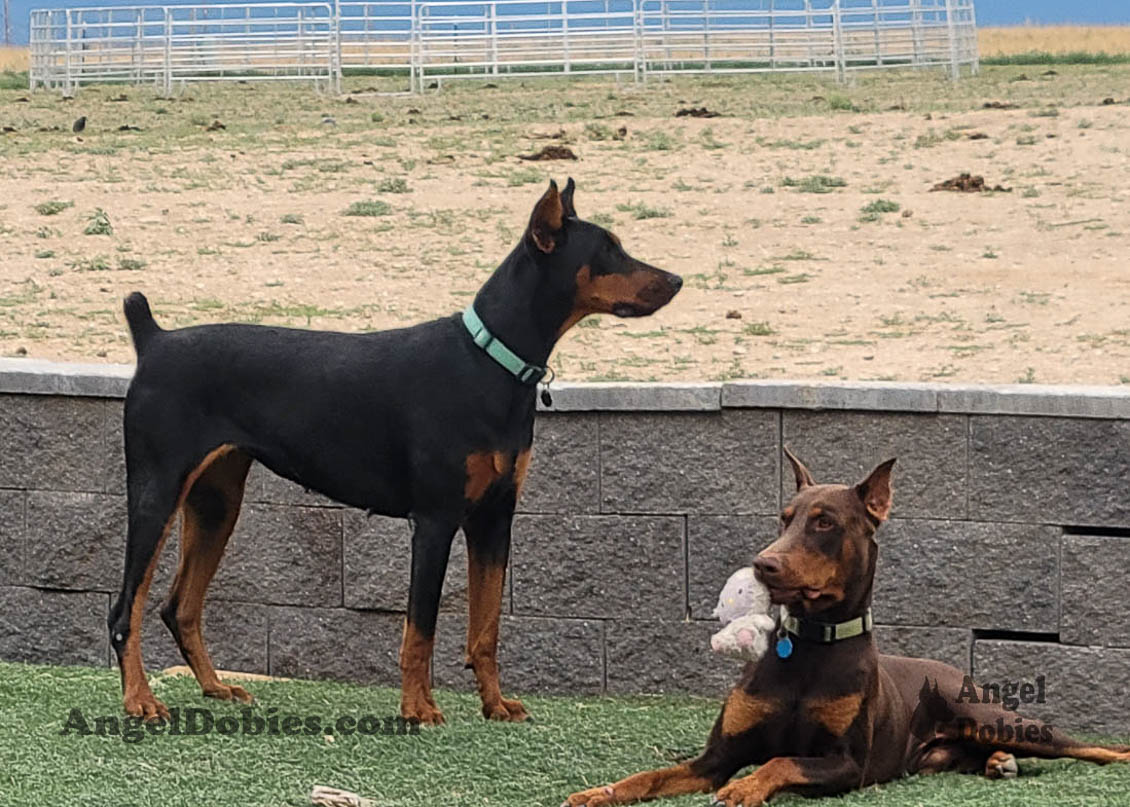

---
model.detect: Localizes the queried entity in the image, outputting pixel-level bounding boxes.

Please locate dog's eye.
[813,515,836,531]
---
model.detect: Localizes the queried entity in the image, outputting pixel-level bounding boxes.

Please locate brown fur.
[513,448,532,495]
[399,620,441,724]
[163,449,253,702]
[721,690,779,737]
[565,450,1130,807]
[465,450,511,502]
[808,693,863,737]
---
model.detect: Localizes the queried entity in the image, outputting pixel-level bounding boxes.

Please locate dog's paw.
[123,691,171,723]
[401,700,445,726]
[985,750,1018,779]
[561,785,616,806]
[712,779,769,806]
[204,682,253,704]
[483,697,531,723]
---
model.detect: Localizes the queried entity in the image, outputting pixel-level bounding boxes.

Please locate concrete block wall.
[1,360,1129,734]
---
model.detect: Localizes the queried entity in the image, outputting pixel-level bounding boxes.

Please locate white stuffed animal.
[710,566,775,661]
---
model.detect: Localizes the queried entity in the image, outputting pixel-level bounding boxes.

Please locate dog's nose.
[753,555,782,581]
[668,274,683,292]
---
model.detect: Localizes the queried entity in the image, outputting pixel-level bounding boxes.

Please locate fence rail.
[29,0,978,93]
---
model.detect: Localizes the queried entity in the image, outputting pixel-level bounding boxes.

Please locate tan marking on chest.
[721,689,779,736]
[465,451,512,501]
[807,692,863,736]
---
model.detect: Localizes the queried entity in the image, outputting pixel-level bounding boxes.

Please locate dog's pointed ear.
[855,458,896,522]
[783,446,816,491]
[561,177,577,219]
[527,179,564,254]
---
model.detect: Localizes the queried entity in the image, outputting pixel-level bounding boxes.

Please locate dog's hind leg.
[399,512,459,725]
[160,448,252,703]
[949,701,1130,768]
[110,471,184,721]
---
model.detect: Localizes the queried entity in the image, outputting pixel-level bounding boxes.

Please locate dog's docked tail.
[123,292,162,355]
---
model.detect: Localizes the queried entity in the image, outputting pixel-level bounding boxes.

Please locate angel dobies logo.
[910,675,1053,744]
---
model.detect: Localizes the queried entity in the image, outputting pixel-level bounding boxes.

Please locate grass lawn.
[1,662,1128,806]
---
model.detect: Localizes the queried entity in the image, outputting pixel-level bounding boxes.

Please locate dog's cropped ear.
[560,177,577,219]
[783,446,816,491]
[528,180,564,253]
[855,458,896,522]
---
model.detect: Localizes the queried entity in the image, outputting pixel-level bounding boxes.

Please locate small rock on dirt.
[983,101,1017,110]
[205,119,225,131]
[967,132,989,140]
[725,310,742,319]
[1102,97,1116,105]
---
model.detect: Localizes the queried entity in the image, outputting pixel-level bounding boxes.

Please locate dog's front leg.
[712,755,861,806]
[463,501,528,722]
[399,513,459,726]
[564,762,717,806]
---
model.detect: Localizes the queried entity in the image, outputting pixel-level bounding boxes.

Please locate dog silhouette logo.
[909,677,957,743]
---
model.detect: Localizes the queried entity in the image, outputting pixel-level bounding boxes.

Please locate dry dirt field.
[1,61,1129,384]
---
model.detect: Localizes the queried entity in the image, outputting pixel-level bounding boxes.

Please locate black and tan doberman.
[564,449,1129,805]
[108,179,681,725]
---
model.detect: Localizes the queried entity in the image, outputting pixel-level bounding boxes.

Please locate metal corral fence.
[29,0,978,94]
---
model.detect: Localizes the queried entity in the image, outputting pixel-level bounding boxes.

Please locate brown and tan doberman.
[564,448,1130,806]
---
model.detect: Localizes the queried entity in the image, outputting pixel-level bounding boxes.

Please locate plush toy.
[710,566,775,662]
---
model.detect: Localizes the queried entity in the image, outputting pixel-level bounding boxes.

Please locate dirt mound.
[518,145,578,161]
[930,173,1011,193]
[675,107,719,118]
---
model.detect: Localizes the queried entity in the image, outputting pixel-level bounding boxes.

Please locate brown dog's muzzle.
[754,550,830,606]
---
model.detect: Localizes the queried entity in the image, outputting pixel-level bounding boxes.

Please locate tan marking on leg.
[465,554,526,721]
[399,620,442,725]
[715,758,806,806]
[121,515,175,721]
[1064,746,1130,764]
[565,763,713,806]
[121,443,239,721]
[513,448,532,497]
[808,692,863,736]
[166,449,252,703]
[721,689,779,736]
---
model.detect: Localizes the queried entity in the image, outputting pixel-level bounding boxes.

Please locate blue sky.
[4,0,1128,44]
[977,0,1130,26]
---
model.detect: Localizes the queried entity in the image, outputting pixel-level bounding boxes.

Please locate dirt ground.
[1,64,1129,384]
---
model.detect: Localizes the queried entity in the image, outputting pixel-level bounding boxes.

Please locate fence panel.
[414,0,638,86]
[28,0,978,91]
[30,3,335,92]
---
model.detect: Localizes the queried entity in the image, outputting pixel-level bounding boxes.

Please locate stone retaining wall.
[1,359,1128,734]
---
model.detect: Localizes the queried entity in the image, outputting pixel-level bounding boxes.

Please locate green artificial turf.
[1,661,1127,807]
